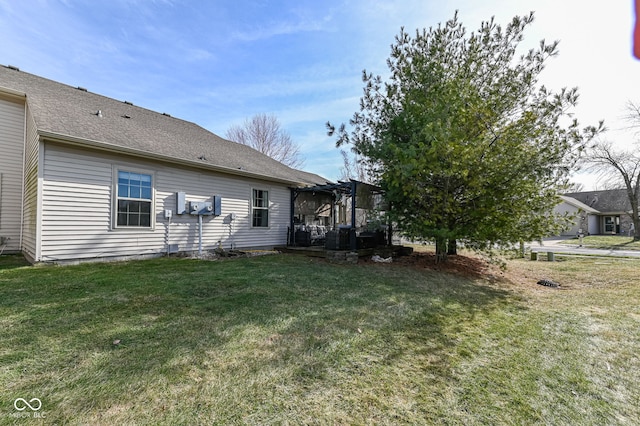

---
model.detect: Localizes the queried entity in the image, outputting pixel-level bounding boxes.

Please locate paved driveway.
[528,237,640,258]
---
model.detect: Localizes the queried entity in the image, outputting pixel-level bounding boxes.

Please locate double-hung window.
[116,171,153,228]
[252,189,269,227]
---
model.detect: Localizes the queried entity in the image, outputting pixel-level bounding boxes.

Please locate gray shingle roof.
[0,65,329,186]
[563,189,634,213]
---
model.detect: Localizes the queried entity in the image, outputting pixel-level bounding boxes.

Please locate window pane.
[117,199,151,227]
[253,189,268,208]
[252,189,268,227]
[141,187,152,199]
[140,213,151,227]
[129,213,140,226]
[253,209,268,227]
[118,171,152,200]
[129,173,141,187]
[116,171,153,227]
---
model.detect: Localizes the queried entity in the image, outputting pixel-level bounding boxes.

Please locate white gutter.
[0,85,27,100]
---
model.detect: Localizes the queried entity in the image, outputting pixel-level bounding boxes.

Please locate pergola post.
[350,180,357,250]
[289,188,296,246]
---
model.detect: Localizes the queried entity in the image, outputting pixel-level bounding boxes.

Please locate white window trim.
[250,187,270,228]
[112,166,156,231]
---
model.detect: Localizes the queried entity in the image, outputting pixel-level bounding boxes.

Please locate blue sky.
[1,0,638,188]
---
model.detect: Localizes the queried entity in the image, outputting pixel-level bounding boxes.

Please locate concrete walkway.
[528,237,640,259]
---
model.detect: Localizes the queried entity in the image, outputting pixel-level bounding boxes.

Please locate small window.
[252,189,269,227]
[116,171,153,228]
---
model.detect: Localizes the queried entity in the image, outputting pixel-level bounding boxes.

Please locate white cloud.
[230,12,334,42]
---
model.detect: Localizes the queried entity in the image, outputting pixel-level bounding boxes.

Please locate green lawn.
[560,235,640,250]
[1,253,639,425]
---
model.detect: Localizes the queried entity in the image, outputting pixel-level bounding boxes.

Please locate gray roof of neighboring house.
[563,189,633,213]
[0,65,330,186]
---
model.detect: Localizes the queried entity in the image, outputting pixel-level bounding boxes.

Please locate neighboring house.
[556,189,637,236]
[0,65,327,263]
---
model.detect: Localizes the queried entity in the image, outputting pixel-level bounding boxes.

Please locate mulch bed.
[362,252,492,279]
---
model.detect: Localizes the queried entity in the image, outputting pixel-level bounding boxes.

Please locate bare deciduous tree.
[226,113,304,169]
[585,102,640,240]
[564,181,585,193]
[338,149,373,183]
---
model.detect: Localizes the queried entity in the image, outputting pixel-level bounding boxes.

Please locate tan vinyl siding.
[40,143,290,262]
[157,169,289,252]
[21,104,39,260]
[0,96,25,252]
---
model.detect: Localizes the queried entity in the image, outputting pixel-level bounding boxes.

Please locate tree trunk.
[447,239,457,255]
[627,187,639,241]
[435,237,448,263]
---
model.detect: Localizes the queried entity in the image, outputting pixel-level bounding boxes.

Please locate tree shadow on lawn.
[563,236,640,250]
[611,239,640,249]
[0,255,518,422]
[0,254,31,270]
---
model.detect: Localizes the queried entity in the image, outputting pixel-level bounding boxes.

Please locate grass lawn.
[559,235,640,251]
[1,252,639,425]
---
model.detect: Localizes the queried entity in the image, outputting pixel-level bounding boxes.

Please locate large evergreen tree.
[329,12,601,262]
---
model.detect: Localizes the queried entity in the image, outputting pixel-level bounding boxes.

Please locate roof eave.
[38,130,306,186]
[558,195,600,213]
